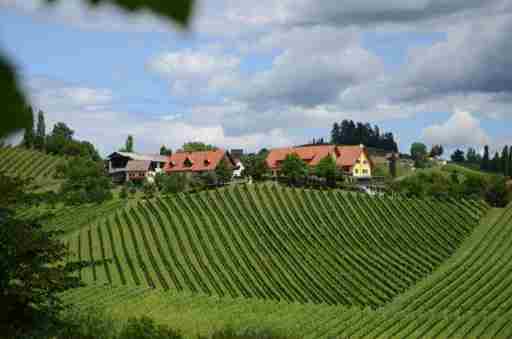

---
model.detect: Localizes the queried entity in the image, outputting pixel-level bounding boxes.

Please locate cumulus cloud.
[422,110,491,148]
[147,50,241,97]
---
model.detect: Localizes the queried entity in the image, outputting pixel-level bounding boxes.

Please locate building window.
[363,169,368,174]
[363,160,368,164]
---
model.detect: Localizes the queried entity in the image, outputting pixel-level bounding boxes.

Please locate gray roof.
[126,160,152,171]
[110,152,167,162]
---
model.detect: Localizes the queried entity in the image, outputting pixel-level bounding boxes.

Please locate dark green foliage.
[215,158,233,184]
[45,122,100,161]
[0,54,31,141]
[181,141,217,152]
[142,182,156,199]
[120,135,134,153]
[330,120,398,151]
[56,311,181,339]
[466,147,481,164]
[0,174,81,338]
[22,106,36,148]
[429,144,444,158]
[57,157,113,205]
[485,175,509,207]
[160,145,172,156]
[155,173,187,194]
[314,155,338,186]
[46,0,195,28]
[117,317,181,339]
[34,110,47,151]
[241,154,269,180]
[198,328,293,339]
[481,145,490,171]
[201,171,218,186]
[119,186,128,199]
[392,169,510,206]
[501,146,509,177]
[410,142,428,168]
[450,149,465,163]
[280,153,308,185]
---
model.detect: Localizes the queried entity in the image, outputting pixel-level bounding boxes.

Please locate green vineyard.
[65,185,485,307]
[0,146,65,182]
[61,197,512,338]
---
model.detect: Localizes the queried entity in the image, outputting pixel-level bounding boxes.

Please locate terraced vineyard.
[0,146,65,182]
[62,200,512,338]
[64,185,487,309]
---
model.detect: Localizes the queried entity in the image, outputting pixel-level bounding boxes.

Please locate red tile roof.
[266,145,336,169]
[335,145,366,167]
[165,149,228,173]
[266,144,371,170]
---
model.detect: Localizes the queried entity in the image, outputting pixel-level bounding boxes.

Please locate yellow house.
[266,144,373,178]
[336,144,373,178]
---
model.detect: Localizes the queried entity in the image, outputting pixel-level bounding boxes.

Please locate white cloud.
[422,110,491,147]
[147,50,241,96]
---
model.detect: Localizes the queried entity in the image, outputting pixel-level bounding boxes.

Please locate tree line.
[22,107,100,161]
[451,145,512,177]
[330,120,398,152]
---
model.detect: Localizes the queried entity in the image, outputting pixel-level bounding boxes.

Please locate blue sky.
[1,0,511,156]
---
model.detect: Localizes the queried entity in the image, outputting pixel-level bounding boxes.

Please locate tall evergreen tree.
[491,151,500,172]
[509,145,512,177]
[501,146,509,177]
[22,106,35,148]
[481,145,490,171]
[160,145,172,156]
[34,110,46,150]
[120,135,134,152]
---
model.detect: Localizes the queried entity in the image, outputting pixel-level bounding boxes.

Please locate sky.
[0,0,511,156]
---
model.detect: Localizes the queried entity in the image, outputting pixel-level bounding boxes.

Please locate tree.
[430,144,444,158]
[34,110,46,151]
[160,145,172,156]
[181,142,217,152]
[0,174,82,337]
[57,158,112,205]
[490,152,501,173]
[466,148,481,164]
[315,155,338,186]
[120,135,134,153]
[280,153,308,186]
[509,145,512,177]
[215,158,233,184]
[451,149,465,163]
[501,146,509,177]
[241,154,269,181]
[142,181,156,199]
[481,145,490,171]
[22,106,35,148]
[410,142,428,168]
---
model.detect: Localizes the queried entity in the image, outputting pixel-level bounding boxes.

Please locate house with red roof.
[164,149,235,174]
[266,144,373,178]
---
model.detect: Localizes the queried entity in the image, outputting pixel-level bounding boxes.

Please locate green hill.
[61,199,512,338]
[0,146,66,191]
[53,184,503,338]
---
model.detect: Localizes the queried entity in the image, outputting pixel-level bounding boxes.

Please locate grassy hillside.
[62,202,512,338]
[62,185,486,308]
[0,146,65,190]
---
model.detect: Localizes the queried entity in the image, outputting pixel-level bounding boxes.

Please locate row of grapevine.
[0,146,64,180]
[62,204,512,338]
[66,185,487,309]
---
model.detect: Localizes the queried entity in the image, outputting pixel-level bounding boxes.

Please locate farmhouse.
[266,144,373,178]
[164,149,235,174]
[107,152,167,183]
